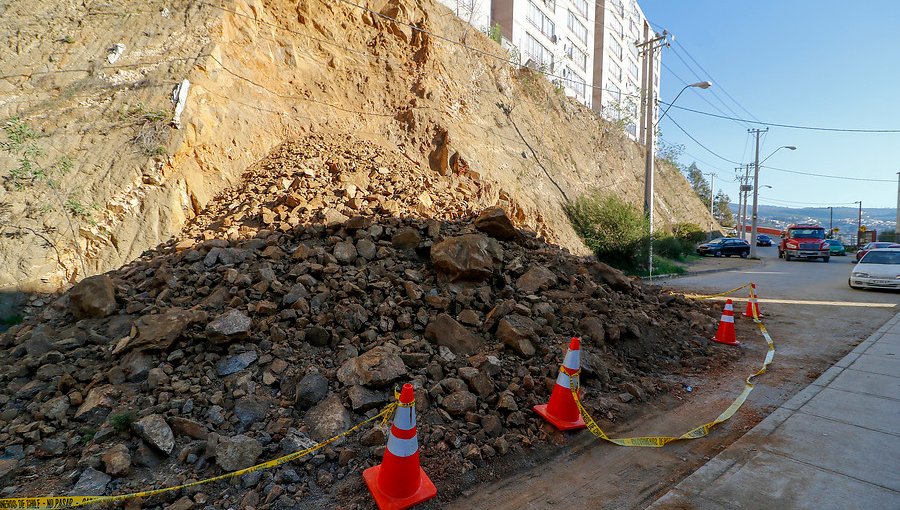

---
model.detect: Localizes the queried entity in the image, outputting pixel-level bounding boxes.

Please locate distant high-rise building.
[436,0,492,31]
[491,0,595,107]
[439,0,661,141]
[591,0,660,141]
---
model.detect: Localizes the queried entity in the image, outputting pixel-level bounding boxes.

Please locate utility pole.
[739,164,751,240]
[637,31,668,277]
[748,129,767,258]
[827,206,833,237]
[705,172,716,239]
[896,172,899,242]
[638,31,668,228]
[856,200,863,247]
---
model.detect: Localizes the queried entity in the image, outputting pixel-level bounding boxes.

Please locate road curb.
[642,263,762,281]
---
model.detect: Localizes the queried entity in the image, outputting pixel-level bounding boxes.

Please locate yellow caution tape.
[572,284,775,447]
[0,402,401,509]
[683,282,752,300]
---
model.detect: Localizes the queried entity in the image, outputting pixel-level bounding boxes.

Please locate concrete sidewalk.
[648,311,900,510]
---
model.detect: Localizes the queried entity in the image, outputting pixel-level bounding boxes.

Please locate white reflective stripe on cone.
[562,349,580,370]
[386,434,418,458]
[392,405,416,431]
[721,315,735,323]
[556,369,578,389]
[724,304,734,311]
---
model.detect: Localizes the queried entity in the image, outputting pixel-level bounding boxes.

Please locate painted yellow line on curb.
[684,295,896,308]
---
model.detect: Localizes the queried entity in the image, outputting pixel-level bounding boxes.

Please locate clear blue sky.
[642,0,900,211]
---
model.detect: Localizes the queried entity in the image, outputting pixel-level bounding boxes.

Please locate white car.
[849,248,900,290]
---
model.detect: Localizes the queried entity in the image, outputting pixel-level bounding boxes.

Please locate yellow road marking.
[684,296,896,308]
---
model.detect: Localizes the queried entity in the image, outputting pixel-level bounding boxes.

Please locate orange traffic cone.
[533,337,586,430]
[363,383,436,510]
[713,299,740,346]
[742,283,762,318]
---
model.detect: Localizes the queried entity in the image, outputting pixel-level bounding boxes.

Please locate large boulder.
[305,394,350,442]
[74,385,116,424]
[424,313,484,355]
[70,467,111,496]
[515,266,557,293]
[579,316,606,343]
[474,207,519,241]
[589,262,632,292]
[215,435,263,471]
[131,414,175,455]
[205,309,252,343]
[496,315,538,357]
[69,275,117,319]
[430,234,503,282]
[336,346,407,387]
[129,308,205,351]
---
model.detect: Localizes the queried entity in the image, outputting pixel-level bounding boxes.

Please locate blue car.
[756,234,773,247]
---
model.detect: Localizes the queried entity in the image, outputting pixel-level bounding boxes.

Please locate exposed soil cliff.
[0,0,713,299]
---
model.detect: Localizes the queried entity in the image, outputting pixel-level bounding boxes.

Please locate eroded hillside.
[0,0,713,299]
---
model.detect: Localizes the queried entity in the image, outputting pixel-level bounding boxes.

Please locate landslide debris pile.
[0,135,734,508]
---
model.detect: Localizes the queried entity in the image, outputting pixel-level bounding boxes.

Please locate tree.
[715,190,734,226]
[683,162,711,205]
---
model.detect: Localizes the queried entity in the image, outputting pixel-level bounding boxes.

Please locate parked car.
[856,242,900,262]
[697,238,751,258]
[756,234,773,247]
[825,239,846,256]
[849,248,900,290]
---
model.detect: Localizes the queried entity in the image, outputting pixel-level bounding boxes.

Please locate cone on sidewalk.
[742,283,762,318]
[533,337,586,431]
[363,383,436,510]
[713,299,740,346]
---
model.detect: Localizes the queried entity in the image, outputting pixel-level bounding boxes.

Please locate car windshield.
[758,235,770,239]
[860,251,900,264]
[827,240,841,245]
[789,228,824,239]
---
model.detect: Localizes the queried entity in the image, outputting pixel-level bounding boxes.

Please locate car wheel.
[740,251,748,258]
[785,252,792,261]
[714,251,722,257]
[823,257,830,263]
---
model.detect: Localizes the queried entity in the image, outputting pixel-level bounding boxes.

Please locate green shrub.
[653,235,686,260]
[566,192,650,270]
[108,412,136,433]
[673,222,705,244]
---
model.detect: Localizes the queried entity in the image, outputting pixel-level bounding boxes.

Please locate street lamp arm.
[655,81,712,128]
[759,145,797,165]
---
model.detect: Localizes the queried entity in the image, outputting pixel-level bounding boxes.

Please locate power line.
[659,60,751,130]
[761,165,895,183]
[671,40,763,123]
[660,102,900,133]
[666,45,754,128]
[666,115,742,165]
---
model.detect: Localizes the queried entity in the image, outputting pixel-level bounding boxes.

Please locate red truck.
[778,224,831,262]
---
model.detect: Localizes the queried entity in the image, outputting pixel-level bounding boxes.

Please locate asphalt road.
[445,246,897,510]
[658,245,899,307]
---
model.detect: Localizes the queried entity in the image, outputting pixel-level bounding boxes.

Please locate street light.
[656,81,713,127]
[750,145,797,258]
[646,80,712,276]
[854,201,863,247]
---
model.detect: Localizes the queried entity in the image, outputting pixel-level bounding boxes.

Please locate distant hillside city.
[729,204,897,243]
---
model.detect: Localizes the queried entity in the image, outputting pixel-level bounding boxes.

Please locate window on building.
[565,40,589,71]
[567,11,588,45]
[564,66,587,99]
[607,82,621,103]
[527,1,556,39]
[608,37,623,61]
[608,16,623,38]
[524,34,553,69]
[573,0,589,18]
[611,0,625,17]
[608,59,622,82]
[628,60,639,79]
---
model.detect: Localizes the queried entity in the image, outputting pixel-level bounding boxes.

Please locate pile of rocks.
[0,135,733,509]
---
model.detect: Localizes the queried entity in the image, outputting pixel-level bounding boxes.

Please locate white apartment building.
[591,0,660,141]
[439,0,661,141]
[491,0,596,108]
[436,0,492,31]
